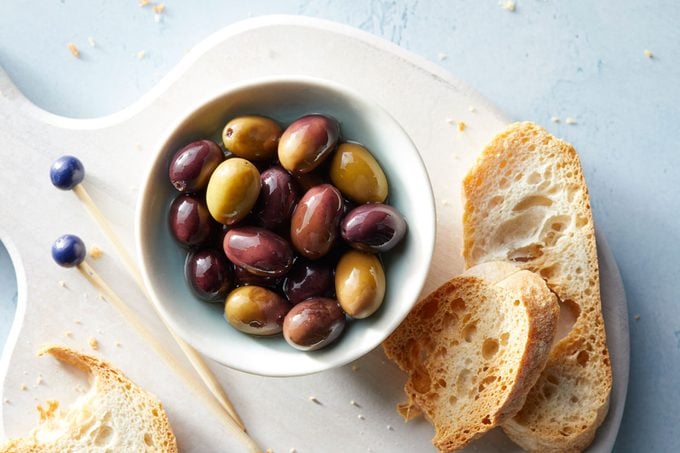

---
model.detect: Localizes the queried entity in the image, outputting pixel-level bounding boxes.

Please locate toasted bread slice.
[1,345,177,453]
[463,122,612,452]
[383,261,558,452]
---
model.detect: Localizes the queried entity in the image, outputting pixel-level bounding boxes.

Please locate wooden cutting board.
[0,15,628,452]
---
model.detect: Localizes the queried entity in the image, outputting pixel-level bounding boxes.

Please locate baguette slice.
[383,261,558,452]
[1,345,177,453]
[463,122,612,452]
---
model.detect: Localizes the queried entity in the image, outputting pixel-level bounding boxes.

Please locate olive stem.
[71,185,252,439]
[76,261,261,452]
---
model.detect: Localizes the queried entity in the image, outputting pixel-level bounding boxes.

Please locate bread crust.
[383,261,558,452]
[462,122,612,452]
[1,345,177,453]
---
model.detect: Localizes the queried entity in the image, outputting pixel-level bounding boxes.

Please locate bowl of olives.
[136,76,435,376]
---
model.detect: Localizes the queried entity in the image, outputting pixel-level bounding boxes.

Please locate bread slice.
[1,345,177,453]
[462,122,612,452]
[383,261,558,452]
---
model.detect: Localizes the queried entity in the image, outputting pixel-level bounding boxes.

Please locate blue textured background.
[1,1,679,451]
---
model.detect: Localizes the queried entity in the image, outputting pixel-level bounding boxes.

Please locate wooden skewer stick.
[72,184,246,432]
[76,261,261,453]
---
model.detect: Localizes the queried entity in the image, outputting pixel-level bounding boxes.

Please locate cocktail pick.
[51,235,261,452]
[50,157,247,432]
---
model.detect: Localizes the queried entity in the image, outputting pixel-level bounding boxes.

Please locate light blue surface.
[1,1,679,451]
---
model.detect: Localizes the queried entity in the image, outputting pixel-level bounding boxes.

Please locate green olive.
[329,143,388,203]
[222,115,282,161]
[224,286,290,336]
[335,250,386,319]
[206,158,260,225]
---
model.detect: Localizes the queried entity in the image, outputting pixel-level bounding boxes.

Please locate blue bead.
[52,234,86,267]
[50,155,85,190]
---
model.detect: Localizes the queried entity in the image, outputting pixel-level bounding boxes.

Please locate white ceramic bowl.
[135,76,435,376]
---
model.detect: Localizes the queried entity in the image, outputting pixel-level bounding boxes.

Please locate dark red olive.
[283,298,346,351]
[255,166,299,229]
[290,184,344,260]
[278,114,340,174]
[223,227,294,277]
[282,259,334,304]
[168,140,223,192]
[340,203,407,253]
[233,265,281,289]
[185,249,232,302]
[168,194,214,247]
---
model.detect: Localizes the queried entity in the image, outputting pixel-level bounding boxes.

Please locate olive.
[282,259,334,304]
[185,249,232,302]
[283,298,346,351]
[335,250,386,319]
[168,194,214,247]
[255,166,299,229]
[233,265,281,289]
[222,115,282,161]
[341,203,407,253]
[223,227,294,277]
[329,143,388,203]
[290,184,344,260]
[225,286,290,335]
[168,140,223,192]
[278,114,340,174]
[206,158,260,225]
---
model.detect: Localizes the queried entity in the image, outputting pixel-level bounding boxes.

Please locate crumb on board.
[565,117,577,125]
[351,364,359,372]
[643,49,654,59]
[136,50,147,60]
[37,400,60,422]
[468,105,477,113]
[634,314,640,321]
[501,1,516,12]
[114,340,122,347]
[265,449,273,453]
[437,52,448,61]
[58,280,67,288]
[290,449,297,453]
[36,376,43,386]
[153,3,165,13]
[308,396,322,405]
[458,121,467,132]
[357,414,365,420]
[67,43,80,59]
[387,425,394,431]
[350,400,360,407]
[3,399,10,404]
[74,319,82,325]
[89,245,104,259]
[64,331,74,338]
[88,337,99,350]
[550,116,560,123]
[139,0,150,6]
[20,383,28,391]
[87,37,96,47]
[445,118,455,125]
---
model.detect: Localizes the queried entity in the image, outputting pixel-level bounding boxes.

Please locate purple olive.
[290,184,344,260]
[185,249,232,302]
[168,194,214,247]
[168,140,223,192]
[340,203,407,253]
[278,114,340,174]
[233,265,281,289]
[223,227,294,277]
[283,298,346,351]
[282,259,334,304]
[255,166,299,229]
[225,286,291,335]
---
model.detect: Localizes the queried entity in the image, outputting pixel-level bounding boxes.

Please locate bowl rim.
[134,74,436,376]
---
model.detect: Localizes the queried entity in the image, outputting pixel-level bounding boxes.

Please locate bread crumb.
[36,376,43,386]
[565,117,577,125]
[89,245,104,259]
[64,331,73,338]
[74,319,82,325]
[445,118,455,125]
[37,400,59,422]
[387,424,394,431]
[357,414,365,420]
[20,383,28,391]
[265,449,273,453]
[437,52,448,61]
[67,43,80,59]
[136,50,147,60]
[634,314,640,321]
[550,116,560,123]
[114,340,122,347]
[458,121,467,132]
[350,399,360,407]
[289,449,297,453]
[308,396,322,405]
[58,280,67,288]
[139,0,150,6]
[501,1,516,12]
[153,3,165,13]
[87,37,96,47]
[88,337,99,350]
[643,49,654,59]
[3,399,10,404]
[468,106,477,113]
[351,364,359,372]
